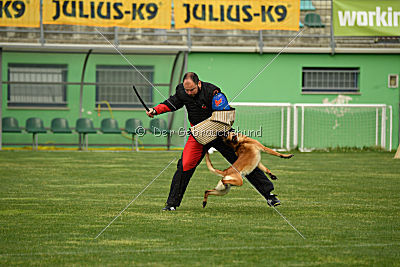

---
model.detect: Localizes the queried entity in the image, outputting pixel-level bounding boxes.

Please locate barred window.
[96,65,153,108]
[8,64,67,107]
[302,67,360,93]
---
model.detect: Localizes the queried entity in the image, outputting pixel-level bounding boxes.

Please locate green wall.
[1,51,184,149]
[187,52,400,149]
[1,51,399,149]
[187,53,399,104]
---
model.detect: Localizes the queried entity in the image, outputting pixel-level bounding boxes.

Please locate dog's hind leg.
[258,162,278,180]
[203,180,231,208]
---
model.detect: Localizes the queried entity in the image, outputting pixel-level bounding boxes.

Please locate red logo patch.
[214,99,222,107]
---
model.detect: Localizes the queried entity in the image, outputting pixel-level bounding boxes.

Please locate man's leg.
[165,135,204,209]
[165,159,196,208]
[209,138,279,205]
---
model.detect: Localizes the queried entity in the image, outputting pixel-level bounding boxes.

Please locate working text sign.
[333,0,400,36]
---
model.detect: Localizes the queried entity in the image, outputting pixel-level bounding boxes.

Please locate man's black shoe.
[267,194,281,207]
[162,205,176,211]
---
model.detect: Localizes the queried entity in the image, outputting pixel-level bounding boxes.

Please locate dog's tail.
[256,141,294,158]
[205,153,225,177]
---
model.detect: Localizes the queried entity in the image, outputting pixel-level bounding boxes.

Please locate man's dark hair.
[183,72,199,84]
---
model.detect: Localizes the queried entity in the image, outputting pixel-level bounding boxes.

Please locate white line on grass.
[2,243,398,257]
[94,158,176,239]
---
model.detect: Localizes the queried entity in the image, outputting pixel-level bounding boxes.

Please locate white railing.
[293,104,392,151]
[229,103,393,151]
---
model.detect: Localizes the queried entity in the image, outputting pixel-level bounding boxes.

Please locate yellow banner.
[0,0,40,27]
[43,0,171,29]
[174,0,300,30]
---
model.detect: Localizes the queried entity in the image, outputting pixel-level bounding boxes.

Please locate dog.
[203,131,293,208]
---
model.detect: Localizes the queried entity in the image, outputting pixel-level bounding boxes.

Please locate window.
[8,64,67,107]
[302,67,360,93]
[96,65,153,108]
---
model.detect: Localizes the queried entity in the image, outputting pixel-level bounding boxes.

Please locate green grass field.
[0,151,399,266]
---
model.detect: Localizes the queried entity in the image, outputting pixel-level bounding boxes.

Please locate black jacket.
[161,82,221,125]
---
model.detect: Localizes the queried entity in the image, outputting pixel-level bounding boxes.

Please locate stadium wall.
[187,52,400,149]
[1,51,399,149]
[1,51,184,149]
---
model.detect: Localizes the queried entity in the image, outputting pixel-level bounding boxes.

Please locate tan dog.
[203,132,293,208]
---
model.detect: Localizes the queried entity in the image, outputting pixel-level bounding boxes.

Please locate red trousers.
[182,135,204,171]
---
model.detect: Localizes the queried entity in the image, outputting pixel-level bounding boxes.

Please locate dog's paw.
[281,154,294,159]
[202,201,207,208]
[269,174,278,180]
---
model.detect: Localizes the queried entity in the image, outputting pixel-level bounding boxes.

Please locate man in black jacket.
[146,72,280,211]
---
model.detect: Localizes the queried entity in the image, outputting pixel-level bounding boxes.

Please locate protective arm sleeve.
[153,103,171,114]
